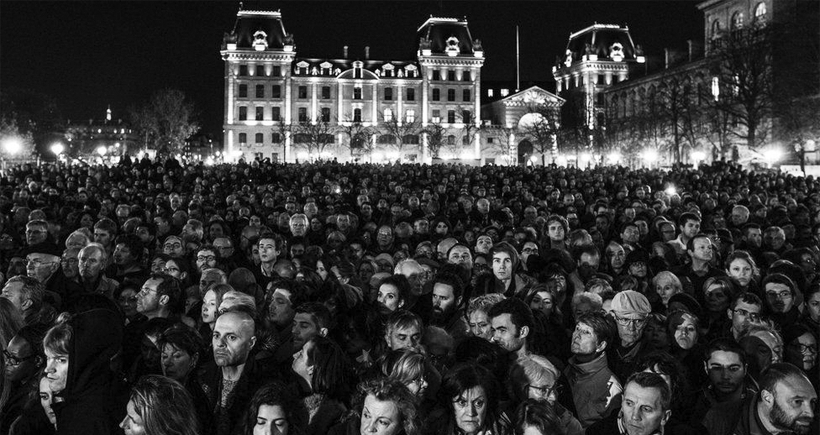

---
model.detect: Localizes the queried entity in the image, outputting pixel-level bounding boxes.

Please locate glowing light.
[297,152,309,161]
[204,157,215,166]
[665,186,677,196]
[691,151,706,162]
[580,152,592,163]
[763,149,783,163]
[555,155,568,167]
[387,151,400,160]
[529,155,538,163]
[2,137,23,155]
[642,149,658,163]
[606,152,621,164]
[373,152,384,161]
[96,146,107,156]
[50,143,65,156]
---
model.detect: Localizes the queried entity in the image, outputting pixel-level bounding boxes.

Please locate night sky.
[1,1,703,138]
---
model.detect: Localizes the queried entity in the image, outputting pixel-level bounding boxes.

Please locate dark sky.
[1,1,703,137]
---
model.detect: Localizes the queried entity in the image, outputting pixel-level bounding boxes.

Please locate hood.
[63,308,123,400]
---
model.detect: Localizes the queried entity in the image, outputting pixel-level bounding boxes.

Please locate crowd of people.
[0,156,817,435]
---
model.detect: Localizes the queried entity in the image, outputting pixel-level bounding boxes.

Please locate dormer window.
[610,42,624,62]
[353,61,364,79]
[446,36,460,56]
[253,31,268,51]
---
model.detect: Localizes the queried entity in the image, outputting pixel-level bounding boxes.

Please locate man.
[724,292,763,341]
[569,245,601,290]
[447,244,474,273]
[1,325,45,433]
[609,290,652,381]
[730,206,751,230]
[491,242,532,297]
[546,215,569,251]
[93,217,118,263]
[194,245,219,277]
[690,339,758,435]
[565,312,622,428]
[256,280,306,370]
[384,309,423,351]
[671,234,726,301]
[213,236,247,270]
[202,308,267,435]
[61,247,81,282]
[733,363,816,435]
[0,275,45,325]
[620,222,641,253]
[586,372,672,435]
[762,273,800,330]
[24,245,62,290]
[253,232,285,289]
[488,297,536,358]
[291,302,330,351]
[24,219,51,247]
[77,243,119,301]
[289,213,309,238]
[107,234,147,284]
[135,272,181,320]
[430,271,469,340]
[668,212,701,257]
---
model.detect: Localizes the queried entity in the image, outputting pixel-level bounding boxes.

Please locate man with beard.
[201,308,268,435]
[733,363,816,435]
[430,270,469,340]
[569,245,601,291]
[762,273,801,330]
[690,339,758,435]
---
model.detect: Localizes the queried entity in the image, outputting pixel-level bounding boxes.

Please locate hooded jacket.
[564,353,623,428]
[51,308,127,435]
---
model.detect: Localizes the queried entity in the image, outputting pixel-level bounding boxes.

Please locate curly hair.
[354,377,421,435]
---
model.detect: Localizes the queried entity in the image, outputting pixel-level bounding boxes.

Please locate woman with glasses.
[782,323,818,386]
[508,355,582,435]
[379,348,433,413]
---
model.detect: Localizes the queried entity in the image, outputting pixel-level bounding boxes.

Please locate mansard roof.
[223,7,291,51]
[565,23,639,62]
[416,16,478,55]
[291,58,422,80]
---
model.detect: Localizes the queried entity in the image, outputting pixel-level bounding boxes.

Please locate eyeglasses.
[2,349,34,366]
[732,308,761,321]
[139,286,158,296]
[614,315,648,327]
[527,384,561,397]
[164,243,182,249]
[26,258,55,267]
[766,291,792,299]
[25,229,46,235]
[792,343,818,355]
[197,255,216,262]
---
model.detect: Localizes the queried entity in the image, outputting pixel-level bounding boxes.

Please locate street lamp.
[50,143,65,156]
[2,137,23,155]
[96,146,107,156]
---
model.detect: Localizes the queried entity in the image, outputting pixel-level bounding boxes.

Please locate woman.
[376,275,411,314]
[725,251,760,294]
[513,399,566,435]
[329,377,421,435]
[642,313,670,352]
[379,348,429,399]
[119,375,199,435]
[507,356,582,435]
[667,310,706,387]
[241,381,305,435]
[114,283,142,325]
[292,336,355,435]
[425,363,510,435]
[467,293,505,340]
[651,272,682,312]
[800,283,820,332]
[201,283,232,332]
[702,276,737,336]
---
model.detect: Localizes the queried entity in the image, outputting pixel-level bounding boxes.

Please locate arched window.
[711,20,722,38]
[402,135,420,145]
[754,2,767,23]
[377,134,395,144]
[731,11,744,30]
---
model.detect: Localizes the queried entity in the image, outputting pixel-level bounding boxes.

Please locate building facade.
[220,7,485,163]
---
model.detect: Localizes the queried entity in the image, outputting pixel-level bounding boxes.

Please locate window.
[256,65,265,76]
[711,77,720,101]
[318,134,334,144]
[447,135,456,145]
[255,133,264,144]
[239,65,248,76]
[353,108,362,122]
[463,135,471,145]
[298,108,308,122]
[272,66,281,77]
[238,106,247,121]
[238,84,248,98]
[321,86,331,99]
[407,88,415,101]
[463,89,471,102]
[432,110,440,123]
[255,107,264,121]
[321,107,331,123]
[384,87,393,101]
[403,135,420,145]
[255,152,263,161]
[432,89,440,101]
[354,87,362,100]
[271,153,279,162]
[294,133,310,143]
[754,2,767,23]
[500,89,509,97]
[487,137,495,144]
[731,11,744,30]
[271,133,281,143]
[712,20,722,38]
[462,110,472,123]
[238,133,247,144]
[463,71,471,82]
[487,89,494,97]
[378,134,395,144]
[272,85,281,98]
[298,86,308,99]
[447,89,455,102]
[256,85,265,98]
[384,108,393,122]
[272,107,281,121]
[448,70,456,81]
[448,110,456,124]
[432,70,441,81]
[406,109,415,123]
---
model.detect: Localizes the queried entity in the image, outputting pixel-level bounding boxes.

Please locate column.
[311,83,318,123]
[371,83,379,124]
[473,68,481,160]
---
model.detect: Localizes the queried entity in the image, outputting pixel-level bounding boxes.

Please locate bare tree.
[423,119,446,159]
[519,103,561,166]
[380,114,423,157]
[290,118,337,160]
[338,117,375,162]
[127,89,200,157]
[484,125,518,164]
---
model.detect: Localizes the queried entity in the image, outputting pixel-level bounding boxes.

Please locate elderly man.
[1,275,46,325]
[733,363,816,435]
[609,290,653,380]
[77,243,119,300]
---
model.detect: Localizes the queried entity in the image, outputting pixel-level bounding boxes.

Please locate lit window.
[488,89,494,97]
[406,110,415,123]
[754,3,767,23]
[711,77,720,101]
[384,108,393,122]
[500,89,509,97]
[731,11,744,30]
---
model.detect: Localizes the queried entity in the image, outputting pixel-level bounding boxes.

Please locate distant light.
[297,152,309,161]
[2,137,23,155]
[665,186,677,196]
[204,157,215,166]
[642,149,658,163]
[96,146,107,156]
[373,152,384,161]
[580,152,592,162]
[529,155,538,163]
[555,155,568,167]
[606,152,621,164]
[50,143,65,156]
[763,149,783,163]
[691,151,706,162]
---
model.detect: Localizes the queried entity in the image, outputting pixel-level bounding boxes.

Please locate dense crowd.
[0,156,817,435]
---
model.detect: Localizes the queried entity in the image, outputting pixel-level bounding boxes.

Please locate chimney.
[343,45,348,58]
[365,46,370,60]
[688,40,694,62]
[664,48,670,69]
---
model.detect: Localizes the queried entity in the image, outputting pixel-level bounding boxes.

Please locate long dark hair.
[306,336,355,403]
[241,381,305,435]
